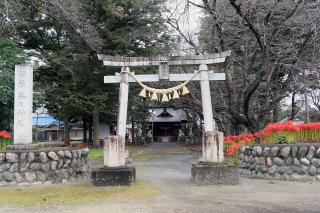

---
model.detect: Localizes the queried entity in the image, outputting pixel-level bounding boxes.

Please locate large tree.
[167,0,320,134]
[0,38,25,130]
[1,0,173,145]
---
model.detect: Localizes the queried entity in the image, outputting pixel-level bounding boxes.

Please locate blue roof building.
[32,116,60,126]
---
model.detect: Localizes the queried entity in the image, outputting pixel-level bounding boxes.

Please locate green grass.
[0,181,158,207]
[0,139,12,150]
[88,148,151,161]
[132,154,152,161]
[89,148,104,159]
[89,145,190,161]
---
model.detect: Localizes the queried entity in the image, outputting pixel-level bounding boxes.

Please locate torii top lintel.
[97,50,231,67]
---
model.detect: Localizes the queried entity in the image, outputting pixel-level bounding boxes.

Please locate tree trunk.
[131,117,134,144]
[290,92,296,120]
[230,119,239,136]
[141,121,147,144]
[88,115,93,145]
[82,116,88,143]
[92,110,100,148]
[272,103,279,123]
[63,116,70,145]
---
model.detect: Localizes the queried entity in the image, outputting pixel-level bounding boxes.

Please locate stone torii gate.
[91,51,236,186]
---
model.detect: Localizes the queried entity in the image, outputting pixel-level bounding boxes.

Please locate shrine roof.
[149,108,187,123]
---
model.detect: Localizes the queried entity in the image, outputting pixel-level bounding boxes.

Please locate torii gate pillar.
[116,67,129,139]
[92,67,136,186]
[200,64,215,132]
[103,67,129,168]
[199,64,224,163]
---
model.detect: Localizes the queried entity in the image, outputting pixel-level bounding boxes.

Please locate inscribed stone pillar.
[104,136,125,167]
[14,64,33,144]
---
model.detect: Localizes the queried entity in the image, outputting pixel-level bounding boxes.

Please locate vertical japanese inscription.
[14,64,33,144]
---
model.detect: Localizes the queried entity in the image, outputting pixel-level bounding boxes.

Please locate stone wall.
[0,148,89,185]
[239,144,320,181]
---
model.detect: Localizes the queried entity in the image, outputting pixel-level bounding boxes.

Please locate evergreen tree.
[1,0,174,145]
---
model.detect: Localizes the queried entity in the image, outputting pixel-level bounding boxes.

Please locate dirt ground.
[1,143,320,213]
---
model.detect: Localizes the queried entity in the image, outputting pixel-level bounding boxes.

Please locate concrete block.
[191,163,239,185]
[91,166,136,186]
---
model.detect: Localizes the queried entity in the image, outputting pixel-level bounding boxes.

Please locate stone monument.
[7,64,38,150]
[177,128,185,144]
[0,64,89,185]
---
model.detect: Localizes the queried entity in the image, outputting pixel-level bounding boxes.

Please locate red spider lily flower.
[0,130,11,139]
[76,143,88,148]
[3,133,11,139]
[263,121,300,133]
[224,140,235,145]
[224,133,256,144]
[297,122,320,131]
[239,140,248,144]
[225,143,240,156]
[254,131,266,138]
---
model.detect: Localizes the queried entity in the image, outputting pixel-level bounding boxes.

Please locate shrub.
[274,134,295,145]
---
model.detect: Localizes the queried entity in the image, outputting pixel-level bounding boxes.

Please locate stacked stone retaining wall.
[239,144,320,181]
[0,148,89,185]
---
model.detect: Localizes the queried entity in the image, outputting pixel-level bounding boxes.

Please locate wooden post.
[92,109,100,148]
[116,67,129,138]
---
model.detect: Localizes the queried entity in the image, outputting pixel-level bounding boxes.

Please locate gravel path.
[2,143,320,213]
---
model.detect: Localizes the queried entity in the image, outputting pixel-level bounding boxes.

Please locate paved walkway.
[132,147,320,213]
[2,143,320,213]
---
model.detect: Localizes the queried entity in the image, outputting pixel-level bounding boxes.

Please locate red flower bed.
[225,143,240,156]
[224,121,320,156]
[67,143,89,149]
[224,133,255,156]
[254,121,320,143]
[224,133,255,145]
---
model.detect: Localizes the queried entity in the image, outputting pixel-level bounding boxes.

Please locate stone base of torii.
[191,131,239,185]
[91,51,239,186]
[91,136,135,186]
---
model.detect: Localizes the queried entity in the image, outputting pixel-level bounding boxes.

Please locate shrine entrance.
[149,107,187,143]
[91,51,239,186]
[153,123,179,143]
[97,51,231,167]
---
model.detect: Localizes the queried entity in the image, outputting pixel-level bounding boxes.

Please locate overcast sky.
[164,0,204,53]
